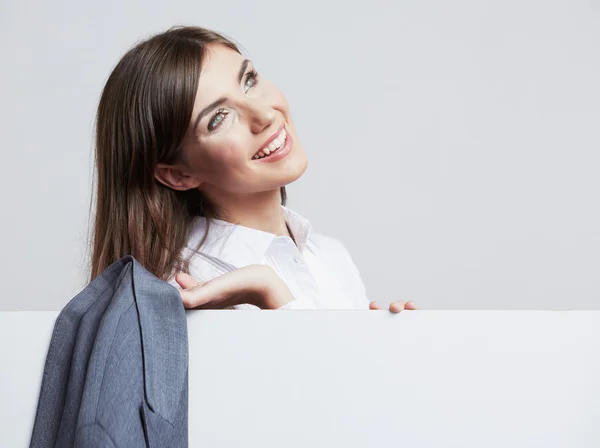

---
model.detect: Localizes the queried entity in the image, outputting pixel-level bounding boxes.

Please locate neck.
[202,187,292,239]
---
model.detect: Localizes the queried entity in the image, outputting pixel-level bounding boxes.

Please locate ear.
[154,163,203,191]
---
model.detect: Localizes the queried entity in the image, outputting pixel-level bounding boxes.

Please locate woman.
[90,25,417,312]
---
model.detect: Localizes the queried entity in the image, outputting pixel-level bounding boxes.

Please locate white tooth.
[263,147,271,155]
[273,138,282,149]
[258,151,265,157]
[268,142,276,152]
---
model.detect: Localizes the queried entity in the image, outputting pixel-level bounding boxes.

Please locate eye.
[208,109,228,132]
[244,70,259,93]
[206,70,260,132]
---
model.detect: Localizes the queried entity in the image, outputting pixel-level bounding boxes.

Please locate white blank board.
[1,311,599,447]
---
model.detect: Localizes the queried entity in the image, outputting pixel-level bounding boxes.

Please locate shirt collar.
[186,205,313,268]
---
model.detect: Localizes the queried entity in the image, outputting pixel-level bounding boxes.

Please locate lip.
[253,122,286,159]
[253,126,293,163]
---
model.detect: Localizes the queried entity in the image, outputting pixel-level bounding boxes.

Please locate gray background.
[1,0,598,310]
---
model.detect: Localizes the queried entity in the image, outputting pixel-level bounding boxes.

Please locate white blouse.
[167,206,370,310]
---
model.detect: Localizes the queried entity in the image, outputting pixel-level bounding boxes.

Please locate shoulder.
[166,247,232,291]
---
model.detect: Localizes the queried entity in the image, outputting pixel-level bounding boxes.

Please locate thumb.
[175,272,202,290]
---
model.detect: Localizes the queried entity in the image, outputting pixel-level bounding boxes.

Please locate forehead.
[197,44,245,90]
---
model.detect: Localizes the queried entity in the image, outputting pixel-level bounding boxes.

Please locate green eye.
[244,70,259,93]
[208,109,228,131]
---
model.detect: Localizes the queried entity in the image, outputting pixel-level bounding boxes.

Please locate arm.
[173,265,298,310]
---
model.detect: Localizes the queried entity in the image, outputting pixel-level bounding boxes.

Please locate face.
[165,44,308,201]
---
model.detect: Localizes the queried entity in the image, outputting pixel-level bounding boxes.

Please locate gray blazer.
[30,256,188,447]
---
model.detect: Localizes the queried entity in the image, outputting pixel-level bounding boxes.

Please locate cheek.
[202,140,247,174]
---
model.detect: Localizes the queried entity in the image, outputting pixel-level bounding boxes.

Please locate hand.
[369,300,419,313]
[174,265,295,310]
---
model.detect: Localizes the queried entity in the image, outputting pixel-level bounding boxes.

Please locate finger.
[180,287,211,309]
[175,272,202,290]
[405,301,419,310]
[369,301,382,310]
[179,279,227,309]
[389,301,406,313]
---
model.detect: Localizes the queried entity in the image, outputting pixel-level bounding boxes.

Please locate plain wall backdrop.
[0,0,598,310]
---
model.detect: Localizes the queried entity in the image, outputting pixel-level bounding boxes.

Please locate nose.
[244,99,276,134]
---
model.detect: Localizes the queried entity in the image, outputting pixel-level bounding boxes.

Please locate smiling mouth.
[252,128,288,160]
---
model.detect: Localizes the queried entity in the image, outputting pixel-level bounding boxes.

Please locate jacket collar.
[129,256,188,426]
[185,205,313,268]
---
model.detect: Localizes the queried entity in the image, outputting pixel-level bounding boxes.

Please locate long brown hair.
[89,26,287,282]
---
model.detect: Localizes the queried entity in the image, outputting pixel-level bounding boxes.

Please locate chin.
[297,153,309,177]
[271,155,307,189]
[288,149,309,181]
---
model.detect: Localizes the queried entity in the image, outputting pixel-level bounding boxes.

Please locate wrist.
[247,265,291,309]
[244,265,278,309]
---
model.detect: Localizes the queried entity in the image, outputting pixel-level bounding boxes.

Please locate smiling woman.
[89,25,417,312]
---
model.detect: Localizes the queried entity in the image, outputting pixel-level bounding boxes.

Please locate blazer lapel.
[130,258,188,441]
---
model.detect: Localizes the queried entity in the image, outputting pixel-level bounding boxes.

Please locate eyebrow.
[192,59,251,132]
